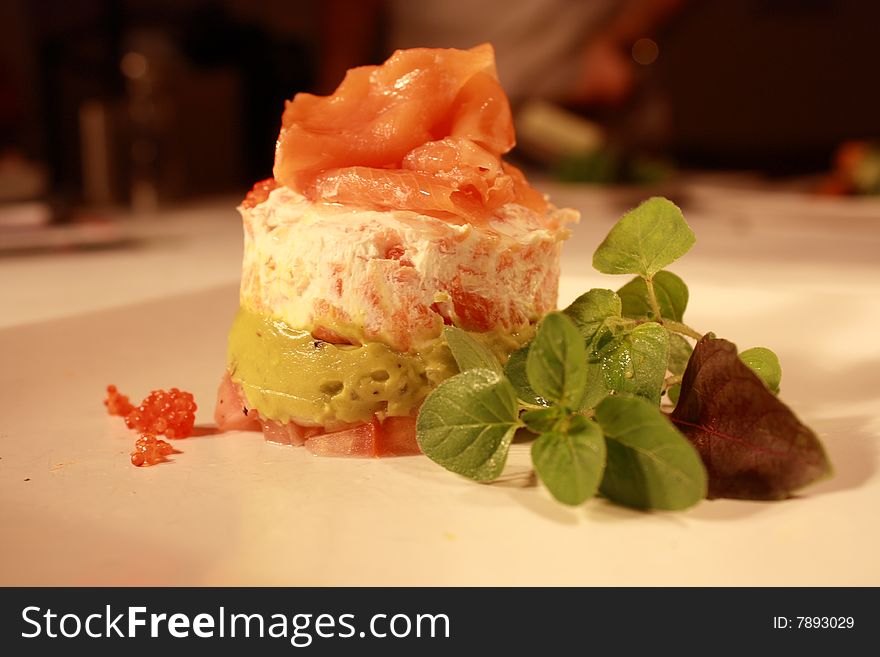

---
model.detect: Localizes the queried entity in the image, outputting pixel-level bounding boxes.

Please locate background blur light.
[631,38,658,65]
[0,0,878,213]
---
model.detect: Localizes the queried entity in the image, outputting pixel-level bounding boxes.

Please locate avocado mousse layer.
[227,306,532,429]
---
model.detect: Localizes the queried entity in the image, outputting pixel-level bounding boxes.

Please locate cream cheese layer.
[239,186,577,352]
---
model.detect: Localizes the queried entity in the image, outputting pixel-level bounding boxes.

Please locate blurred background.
[1,0,878,231]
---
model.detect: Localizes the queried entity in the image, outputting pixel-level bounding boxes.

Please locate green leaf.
[667,383,681,405]
[532,421,607,506]
[596,395,707,510]
[504,345,549,406]
[618,271,689,322]
[443,325,502,374]
[578,360,608,412]
[592,197,695,277]
[739,347,782,395]
[416,368,520,481]
[522,407,563,434]
[667,331,693,376]
[526,312,587,409]
[562,288,622,344]
[597,322,669,404]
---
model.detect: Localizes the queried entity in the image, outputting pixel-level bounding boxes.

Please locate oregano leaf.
[416,368,520,482]
[562,288,622,344]
[443,325,503,374]
[504,345,549,407]
[618,270,689,322]
[593,197,695,277]
[578,359,608,413]
[522,407,564,434]
[667,331,693,376]
[596,395,707,510]
[526,312,587,409]
[597,322,669,404]
[739,346,782,395]
[532,420,606,506]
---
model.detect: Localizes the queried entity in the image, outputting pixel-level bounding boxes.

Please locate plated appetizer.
[214,45,576,456]
[206,43,830,511]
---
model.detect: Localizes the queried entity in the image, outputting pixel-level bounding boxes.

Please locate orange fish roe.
[105,385,198,467]
[130,433,175,467]
[123,388,197,439]
[241,177,278,209]
[104,385,135,417]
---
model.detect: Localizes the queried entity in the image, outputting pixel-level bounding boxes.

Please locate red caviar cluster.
[130,434,175,467]
[123,388,197,439]
[104,385,135,417]
[104,385,198,467]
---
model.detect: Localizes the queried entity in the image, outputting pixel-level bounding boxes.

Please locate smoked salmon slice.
[273,44,546,220]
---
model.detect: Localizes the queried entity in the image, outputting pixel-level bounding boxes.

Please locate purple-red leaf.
[670,336,831,500]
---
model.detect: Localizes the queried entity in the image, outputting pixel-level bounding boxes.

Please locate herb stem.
[664,374,683,388]
[662,320,703,341]
[644,275,664,321]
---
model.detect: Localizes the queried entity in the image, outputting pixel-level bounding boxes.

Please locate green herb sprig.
[415,197,832,510]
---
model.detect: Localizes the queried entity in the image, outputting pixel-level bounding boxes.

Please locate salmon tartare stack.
[215,44,578,456]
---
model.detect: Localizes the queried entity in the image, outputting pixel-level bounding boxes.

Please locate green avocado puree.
[227,307,532,427]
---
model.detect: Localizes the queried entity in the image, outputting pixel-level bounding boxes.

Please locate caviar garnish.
[123,388,197,439]
[105,385,198,467]
[104,385,135,417]
[241,177,278,209]
[130,433,175,467]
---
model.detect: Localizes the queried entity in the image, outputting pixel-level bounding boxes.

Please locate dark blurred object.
[516,100,605,162]
[515,100,672,185]
[0,152,48,204]
[3,0,879,210]
[343,0,880,176]
[817,141,880,196]
[0,151,51,236]
[178,3,315,186]
[555,149,672,186]
[34,1,125,210]
[1,0,316,213]
[648,0,880,173]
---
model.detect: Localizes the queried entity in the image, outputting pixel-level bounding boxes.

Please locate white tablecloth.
[1,181,878,585]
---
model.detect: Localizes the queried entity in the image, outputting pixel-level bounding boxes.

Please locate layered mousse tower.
[215,44,578,455]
